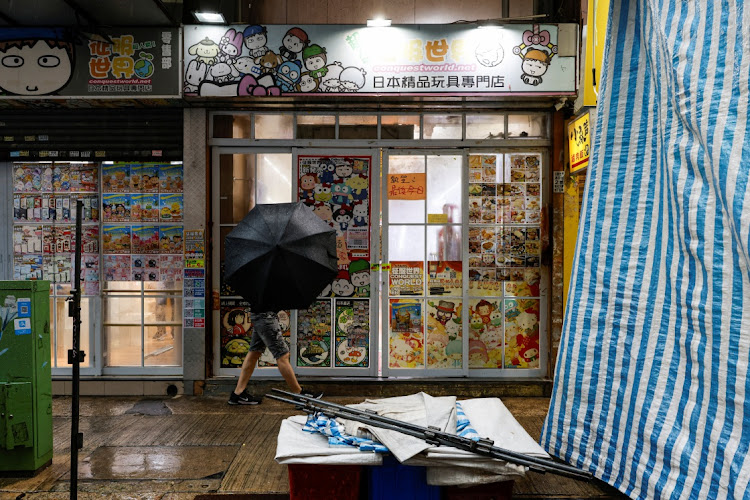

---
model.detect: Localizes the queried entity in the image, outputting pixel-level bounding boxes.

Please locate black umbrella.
[224,201,338,312]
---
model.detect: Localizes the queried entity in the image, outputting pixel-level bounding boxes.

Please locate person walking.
[228,310,320,405]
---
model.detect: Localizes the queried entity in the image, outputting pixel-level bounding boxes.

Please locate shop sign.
[183,23,576,97]
[568,112,590,173]
[0,28,180,98]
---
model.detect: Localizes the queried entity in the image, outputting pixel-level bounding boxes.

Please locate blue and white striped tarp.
[542,0,750,498]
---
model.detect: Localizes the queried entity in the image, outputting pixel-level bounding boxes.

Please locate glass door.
[382,150,548,378]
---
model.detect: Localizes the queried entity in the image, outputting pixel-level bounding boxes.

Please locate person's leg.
[234,350,262,395]
[275,352,302,393]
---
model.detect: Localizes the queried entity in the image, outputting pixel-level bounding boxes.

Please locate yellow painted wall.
[562,173,582,314]
[583,0,609,107]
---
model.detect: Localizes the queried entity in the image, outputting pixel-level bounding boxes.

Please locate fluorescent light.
[367,18,391,27]
[478,20,503,28]
[193,11,225,23]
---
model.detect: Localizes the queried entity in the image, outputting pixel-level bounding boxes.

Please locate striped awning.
[542,0,750,498]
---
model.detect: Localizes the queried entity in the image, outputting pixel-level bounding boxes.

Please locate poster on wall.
[389,261,424,296]
[183,24,575,97]
[0,28,180,98]
[389,299,423,369]
[427,260,462,296]
[297,299,332,367]
[426,299,462,369]
[468,298,504,368]
[334,299,369,367]
[504,298,540,369]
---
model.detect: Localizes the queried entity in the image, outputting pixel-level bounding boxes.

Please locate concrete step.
[202,377,553,398]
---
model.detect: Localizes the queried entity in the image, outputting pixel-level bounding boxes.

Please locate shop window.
[255,114,293,139]
[507,114,547,138]
[52,296,92,368]
[381,115,420,140]
[466,114,505,140]
[387,155,425,223]
[339,115,378,139]
[297,115,335,139]
[423,114,462,140]
[212,113,251,139]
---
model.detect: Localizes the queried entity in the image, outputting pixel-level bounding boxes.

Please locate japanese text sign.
[183,23,576,97]
[568,112,590,173]
[388,173,426,200]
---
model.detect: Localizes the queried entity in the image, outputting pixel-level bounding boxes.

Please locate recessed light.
[193,11,225,23]
[367,18,392,27]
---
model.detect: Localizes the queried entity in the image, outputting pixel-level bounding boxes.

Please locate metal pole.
[69,199,85,500]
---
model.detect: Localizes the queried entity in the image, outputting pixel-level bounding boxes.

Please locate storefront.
[0,27,186,386]
[188,22,578,380]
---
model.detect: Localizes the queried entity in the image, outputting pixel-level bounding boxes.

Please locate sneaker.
[299,387,324,399]
[228,390,262,405]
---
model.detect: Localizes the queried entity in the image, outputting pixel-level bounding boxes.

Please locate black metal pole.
[69,199,85,500]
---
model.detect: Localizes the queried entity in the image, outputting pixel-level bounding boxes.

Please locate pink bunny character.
[219,28,244,65]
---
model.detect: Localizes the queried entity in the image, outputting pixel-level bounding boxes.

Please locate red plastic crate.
[442,480,514,500]
[287,464,362,500]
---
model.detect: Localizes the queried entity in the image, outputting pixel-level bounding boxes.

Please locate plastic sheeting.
[542,0,750,498]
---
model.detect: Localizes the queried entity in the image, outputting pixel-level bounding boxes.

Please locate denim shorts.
[249,312,289,359]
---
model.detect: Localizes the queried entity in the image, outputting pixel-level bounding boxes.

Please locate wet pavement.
[0,392,627,499]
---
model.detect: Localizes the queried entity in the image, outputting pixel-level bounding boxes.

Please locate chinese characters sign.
[183,24,576,97]
[0,28,180,98]
[568,112,590,173]
[388,173,426,200]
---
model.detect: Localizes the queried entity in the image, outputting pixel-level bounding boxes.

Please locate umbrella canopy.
[224,201,338,312]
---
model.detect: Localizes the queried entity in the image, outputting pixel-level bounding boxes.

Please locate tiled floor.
[0,394,627,499]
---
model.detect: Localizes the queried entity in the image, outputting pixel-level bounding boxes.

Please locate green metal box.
[0,281,53,473]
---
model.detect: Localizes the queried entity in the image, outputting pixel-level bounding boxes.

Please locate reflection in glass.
[466,114,505,139]
[212,113,251,139]
[53,297,92,368]
[255,114,293,139]
[339,115,377,139]
[507,115,547,138]
[297,115,335,139]
[257,154,292,204]
[423,115,462,139]
[389,225,425,261]
[426,155,462,221]
[145,326,182,366]
[427,225,461,262]
[219,154,255,224]
[104,326,141,366]
[381,115,420,139]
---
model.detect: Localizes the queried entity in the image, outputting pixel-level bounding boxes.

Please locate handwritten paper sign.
[388,173,426,200]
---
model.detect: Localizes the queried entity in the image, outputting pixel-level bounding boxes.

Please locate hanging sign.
[568,112,590,173]
[0,28,180,98]
[183,23,576,97]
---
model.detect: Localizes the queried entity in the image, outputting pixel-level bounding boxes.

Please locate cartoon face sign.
[243,27,267,50]
[335,163,353,179]
[298,73,318,92]
[350,269,370,287]
[276,61,301,86]
[313,203,333,223]
[283,33,306,54]
[353,202,367,218]
[300,174,317,192]
[521,53,549,77]
[332,278,354,297]
[305,55,326,71]
[313,184,332,202]
[188,37,220,65]
[338,66,366,92]
[234,56,259,76]
[0,39,73,95]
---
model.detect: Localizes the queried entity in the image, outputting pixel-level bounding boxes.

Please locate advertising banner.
[184,23,576,97]
[0,27,180,98]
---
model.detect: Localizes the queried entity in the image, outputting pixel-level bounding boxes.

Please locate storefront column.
[182,108,208,395]
[550,111,566,377]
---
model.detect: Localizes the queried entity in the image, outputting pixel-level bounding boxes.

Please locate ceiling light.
[367,18,391,27]
[193,11,225,23]
[478,20,503,28]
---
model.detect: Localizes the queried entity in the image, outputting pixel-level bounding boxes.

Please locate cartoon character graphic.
[208,62,239,83]
[475,39,504,67]
[134,53,155,78]
[434,300,456,326]
[513,25,557,86]
[349,259,370,296]
[335,66,367,92]
[302,44,328,79]
[318,159,337,183]
[243,25,269,58]
[188,37,221,65]
[335,162,353,179]
[297,72,318,92]
[347,175,368,201]
[275,60,302,92]
[300,173,317,198]
[332,270,354,297]
[279,27,309,62]
[256,50,283,77]
[313,183,332,202]
[331,182,352,206]
[0,28,74,96]
[312,202,333,224]
[218,28,243,65]
[319,62,343,92]
[334,206,352,233]
[352,201,368,227]
[234,56,260,78]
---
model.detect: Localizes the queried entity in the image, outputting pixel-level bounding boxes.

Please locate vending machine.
[0,280,53,473]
